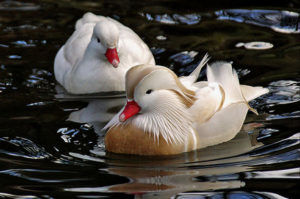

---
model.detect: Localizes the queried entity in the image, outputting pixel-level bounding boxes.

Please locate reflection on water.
[141,13,202,25]
[267,80,299,105]
[235,41,274,50]
[66,130,261,198]
[0,0,40,11]
[216,9,300,34]
[0,137,51,159]
[0,0,299,198]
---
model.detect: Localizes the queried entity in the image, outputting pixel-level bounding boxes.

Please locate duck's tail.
[207,62,269,114]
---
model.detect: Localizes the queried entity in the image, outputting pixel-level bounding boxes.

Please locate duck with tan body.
[104,54,269,155]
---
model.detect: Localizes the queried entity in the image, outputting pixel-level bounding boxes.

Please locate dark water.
[0,0,299,198]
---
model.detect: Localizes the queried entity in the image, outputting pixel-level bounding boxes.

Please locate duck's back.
[54,23,94,85]
[63,23,95,66]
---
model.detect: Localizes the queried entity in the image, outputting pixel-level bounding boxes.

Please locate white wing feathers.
[207,61,244,108]
[194,103,249,148]
[179,53,210,89]
[189,53,210,83]
[206,61,269,114]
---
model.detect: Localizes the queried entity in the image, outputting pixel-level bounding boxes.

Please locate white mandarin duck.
[54,12,155,94]
[104,54,269,155]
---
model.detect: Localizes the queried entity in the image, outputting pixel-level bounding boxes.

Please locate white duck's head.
[90,20,120,67]
[113,64,196,143]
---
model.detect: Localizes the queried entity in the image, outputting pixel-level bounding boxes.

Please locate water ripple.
[215,9,300,34]
[140,13,201,25]
[0,1,298,198]
[267,80,300,105]
[0,1,40,11]
[0,137,51,159]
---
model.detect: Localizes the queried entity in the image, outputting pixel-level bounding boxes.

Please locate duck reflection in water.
[68,125,263,198]
[58,93,265,199]
[68,98,126,133]
[57,58,266,198]
[55,85,126,133]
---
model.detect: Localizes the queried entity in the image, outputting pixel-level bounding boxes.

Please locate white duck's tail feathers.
[189,53,210,82]
[207,61,267,114]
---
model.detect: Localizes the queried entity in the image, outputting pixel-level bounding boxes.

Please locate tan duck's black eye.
[146,89,153,94]
[97,38,101,43]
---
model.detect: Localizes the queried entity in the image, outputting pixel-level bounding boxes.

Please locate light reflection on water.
[215,9,300,34]
[0,0,299,198]
[141,13,202,25]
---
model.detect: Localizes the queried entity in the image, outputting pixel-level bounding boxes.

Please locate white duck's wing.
[54,47,70,85]
[54,22,95,86]
[63,23,95,67]
[194,103,249,149]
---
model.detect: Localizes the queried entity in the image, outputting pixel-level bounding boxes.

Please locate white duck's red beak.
[119,100,141,122]
[105,48,120,68]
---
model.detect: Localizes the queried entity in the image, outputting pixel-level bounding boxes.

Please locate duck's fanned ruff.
[132,93,194,144]
[104,90,194,145]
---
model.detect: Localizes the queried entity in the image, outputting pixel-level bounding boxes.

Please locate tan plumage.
[104,54,269,155]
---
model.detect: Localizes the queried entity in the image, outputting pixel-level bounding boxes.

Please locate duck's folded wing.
[207,62,269,106]
[194,103,248,149]
[54,47,71,85]
[63,23,94,66]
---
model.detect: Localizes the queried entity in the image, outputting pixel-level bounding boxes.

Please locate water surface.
[0,0,299,198]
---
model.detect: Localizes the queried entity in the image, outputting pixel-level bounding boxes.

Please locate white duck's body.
[104,54,269,155]
[54,12,155,94]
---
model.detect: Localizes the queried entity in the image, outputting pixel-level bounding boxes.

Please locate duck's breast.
[105,124,197,155]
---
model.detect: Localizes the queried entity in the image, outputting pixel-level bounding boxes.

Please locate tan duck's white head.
[119,64,196,122]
